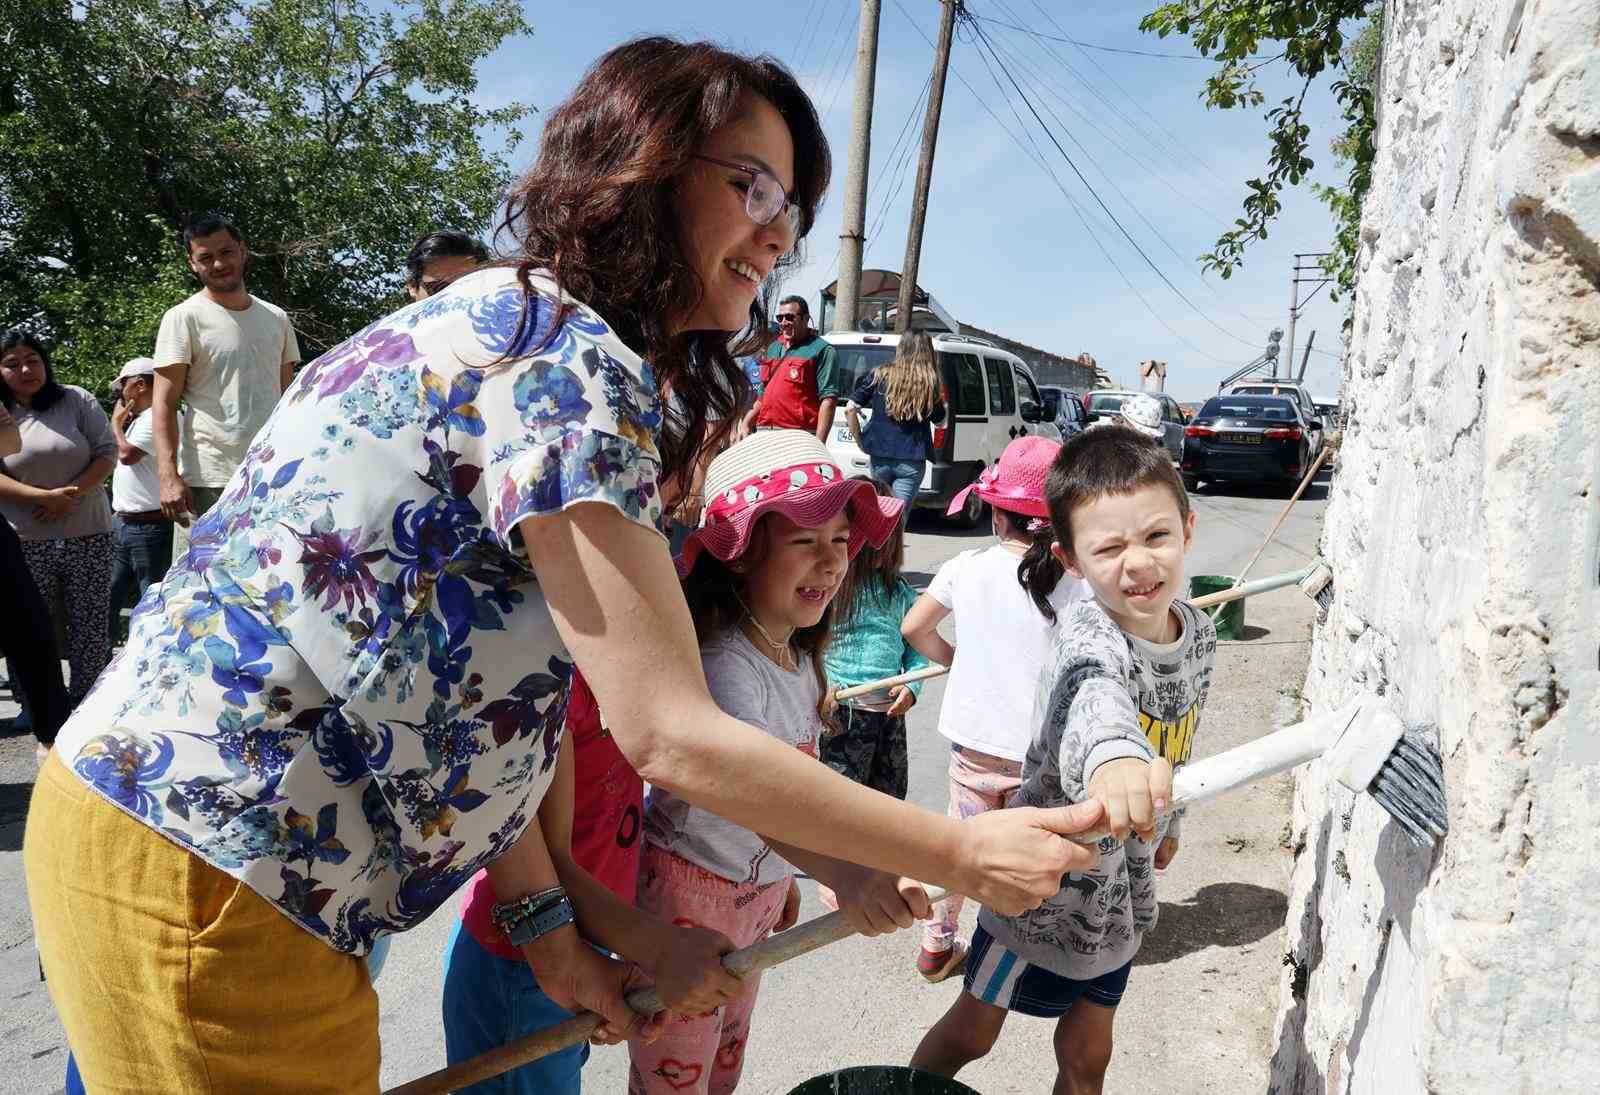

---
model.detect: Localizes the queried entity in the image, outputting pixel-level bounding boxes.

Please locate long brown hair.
[873,331,940,421]
[682,515,838,727]
[833,478,906,623]
[499,37,831,484]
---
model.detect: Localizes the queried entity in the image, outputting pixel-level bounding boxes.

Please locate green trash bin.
[1189,574,1246,640]
[786,1066,981,1095]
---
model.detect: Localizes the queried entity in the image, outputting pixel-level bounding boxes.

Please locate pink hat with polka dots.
[675,430,903,577]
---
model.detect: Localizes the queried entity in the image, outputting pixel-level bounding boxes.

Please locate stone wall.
[1270,1,1600,1092]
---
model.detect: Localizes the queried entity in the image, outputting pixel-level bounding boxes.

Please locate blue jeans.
[108,516,173,641]
[869,458,924,516]
[442,920,588,1094]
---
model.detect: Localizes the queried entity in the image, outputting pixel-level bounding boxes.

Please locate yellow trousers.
[24,755,381,1094]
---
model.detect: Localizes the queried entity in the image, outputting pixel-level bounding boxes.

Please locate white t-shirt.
[154,291,299,487]
[111,409,162,514]
[927,544,1091,761]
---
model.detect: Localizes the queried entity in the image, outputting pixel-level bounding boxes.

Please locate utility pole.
[1284,268,1299,379]
[1285,252,1332,378]
[895,0,960,332]
[834,0,881,333]
[1297,329,1317,382]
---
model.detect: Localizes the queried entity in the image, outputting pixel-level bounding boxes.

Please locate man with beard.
[152,214,300,554]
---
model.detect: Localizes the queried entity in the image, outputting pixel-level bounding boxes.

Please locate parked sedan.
[1181,394,1322,494]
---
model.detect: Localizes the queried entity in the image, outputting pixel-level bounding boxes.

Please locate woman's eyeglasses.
[693,155,802,233]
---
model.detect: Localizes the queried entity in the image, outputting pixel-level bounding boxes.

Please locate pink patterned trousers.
[922,744,1023,952]
[628,845,789,1094]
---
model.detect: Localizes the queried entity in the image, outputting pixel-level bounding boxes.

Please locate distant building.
[817,270,1099,392]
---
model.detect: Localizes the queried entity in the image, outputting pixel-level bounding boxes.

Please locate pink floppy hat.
[675,430,904,577]
[946,434,1061,519]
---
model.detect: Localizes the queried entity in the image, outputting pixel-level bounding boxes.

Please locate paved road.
[0,471,1331,1094]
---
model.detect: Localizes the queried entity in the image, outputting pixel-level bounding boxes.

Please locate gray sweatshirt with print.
[978,597,1216,980]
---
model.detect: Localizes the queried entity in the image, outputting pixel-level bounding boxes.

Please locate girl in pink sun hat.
[636,430,927,1094]
[903,435,1093,983]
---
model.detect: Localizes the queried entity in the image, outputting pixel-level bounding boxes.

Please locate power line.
[965,11,1210,59]
[1008,0,1242,201]
[791,0,830,67]
[865,75,932,255]
[825,70,931,274]
[978,20,1282,327]
[964,14,1265,354]
[815,0,863,120]
[957,14,1245,366]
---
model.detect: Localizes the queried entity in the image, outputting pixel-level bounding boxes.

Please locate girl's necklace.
[741,610,798,671]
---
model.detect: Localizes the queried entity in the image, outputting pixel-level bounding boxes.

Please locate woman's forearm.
[0,470,44,503]
[524,506,976,897]
[71,457,116,494]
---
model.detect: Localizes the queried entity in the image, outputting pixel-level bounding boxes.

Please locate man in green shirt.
[743,295,840,441]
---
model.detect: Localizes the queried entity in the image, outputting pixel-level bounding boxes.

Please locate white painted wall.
[1271,2,1600,1092]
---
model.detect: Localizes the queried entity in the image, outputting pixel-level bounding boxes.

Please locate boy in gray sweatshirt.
[912,425,1215,1094]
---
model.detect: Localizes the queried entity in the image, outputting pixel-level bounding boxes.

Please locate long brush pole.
[1189,565,1314,610]
[386,703,1400,1095]
[383,885,953,1095]
[1223,444,1331,594]
[833,664,948,701]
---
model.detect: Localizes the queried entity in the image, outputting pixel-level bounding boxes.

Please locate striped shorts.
[963,922,1133,1018]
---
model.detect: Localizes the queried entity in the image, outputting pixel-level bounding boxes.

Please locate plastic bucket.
[1189,574,1246,640]
[786,1067,981,1095]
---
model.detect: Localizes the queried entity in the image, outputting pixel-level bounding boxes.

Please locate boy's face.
[1053,484,1195,642]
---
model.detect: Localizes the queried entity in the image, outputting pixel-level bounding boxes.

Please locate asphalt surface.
[0,469,1331,1094]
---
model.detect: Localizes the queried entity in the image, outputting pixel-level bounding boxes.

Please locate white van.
[821,331,1063,526]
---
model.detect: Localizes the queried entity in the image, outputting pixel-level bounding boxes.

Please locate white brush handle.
[1065,703,1363,844]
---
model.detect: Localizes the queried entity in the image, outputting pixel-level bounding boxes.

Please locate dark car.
[1040,385,1087,437]
[1181,394,1322,494]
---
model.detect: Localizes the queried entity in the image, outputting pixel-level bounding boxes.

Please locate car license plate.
[1223,432,1261,444]
[835,427,853,442]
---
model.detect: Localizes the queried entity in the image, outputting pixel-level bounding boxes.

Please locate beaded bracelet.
[490,885,566,935]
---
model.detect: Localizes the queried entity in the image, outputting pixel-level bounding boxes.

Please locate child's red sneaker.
[917,941,968,983]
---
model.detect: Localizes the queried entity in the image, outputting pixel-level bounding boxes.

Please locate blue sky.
[467,1,1353,401]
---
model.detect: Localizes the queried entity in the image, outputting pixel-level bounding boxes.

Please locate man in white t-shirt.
[107,357,174,640]
[152,213,300,554]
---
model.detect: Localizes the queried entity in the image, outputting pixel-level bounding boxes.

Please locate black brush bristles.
[1367,728,1448,847]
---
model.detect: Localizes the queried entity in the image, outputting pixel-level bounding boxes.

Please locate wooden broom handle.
[384,887,952,1095]
[1230,445,1331,588]
[833,663,949,701]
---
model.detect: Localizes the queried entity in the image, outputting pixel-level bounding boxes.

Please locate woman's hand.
[886,686,916,717]
[958,800,1106,916]
[520,924,663,1042]
[832,868,932,936]
[32,485,80,521]
[775,878,802,932]
[645,924,743,1015]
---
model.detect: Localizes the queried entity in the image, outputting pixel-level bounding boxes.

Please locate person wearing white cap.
[106,356,173,642]
[1115,393,1165,439]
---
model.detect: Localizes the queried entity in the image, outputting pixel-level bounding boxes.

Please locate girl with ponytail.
[899,437,1091,983]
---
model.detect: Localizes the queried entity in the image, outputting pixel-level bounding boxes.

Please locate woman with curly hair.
[25,37,1103,1092]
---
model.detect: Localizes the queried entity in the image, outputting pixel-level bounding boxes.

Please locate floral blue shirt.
[56,267,664,955]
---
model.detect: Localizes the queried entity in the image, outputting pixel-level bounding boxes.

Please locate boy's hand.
[833,868,932,936]
[1087,755,1173,842]
[775,878,802,932]
[886,685,916,716]
[1154,835,1179,869]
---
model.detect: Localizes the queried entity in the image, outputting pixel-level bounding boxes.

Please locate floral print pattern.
[56,268,664,955]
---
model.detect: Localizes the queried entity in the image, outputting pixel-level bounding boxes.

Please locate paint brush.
[384,700,1443,1095]
[1094,698,1447,848]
